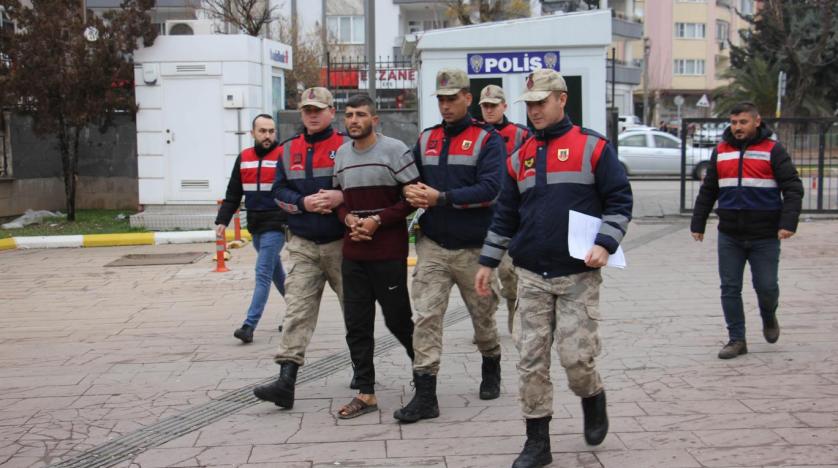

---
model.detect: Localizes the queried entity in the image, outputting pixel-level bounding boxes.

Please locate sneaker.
[762,316,780,343]
[718,340,747,359]
[234,324,254,343]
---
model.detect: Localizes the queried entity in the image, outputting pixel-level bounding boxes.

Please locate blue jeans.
[244,230,286,328]
[717,231,780,341]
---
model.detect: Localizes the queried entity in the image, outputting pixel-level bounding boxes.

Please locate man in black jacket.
[691,102,803,359]
[216,114,288,344]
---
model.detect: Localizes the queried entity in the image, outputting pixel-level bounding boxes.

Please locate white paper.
[567,210,626,269]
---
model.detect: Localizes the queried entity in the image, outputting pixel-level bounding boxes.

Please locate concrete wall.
[276,109,419,148]
[0,113,139,218]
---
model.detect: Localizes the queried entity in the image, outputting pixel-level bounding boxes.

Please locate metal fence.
[680,117,838,213]
[0,112,8,178]
[324,54,418,111]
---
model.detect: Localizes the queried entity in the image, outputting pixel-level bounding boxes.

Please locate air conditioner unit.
[165,19,214,36]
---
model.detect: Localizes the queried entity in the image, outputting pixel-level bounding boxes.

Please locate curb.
[0,230,420,265]
[0,230,253,251]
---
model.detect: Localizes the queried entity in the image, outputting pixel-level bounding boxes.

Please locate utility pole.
[366,0,376,104]
[291,0,298,53]
[642,37,650,125]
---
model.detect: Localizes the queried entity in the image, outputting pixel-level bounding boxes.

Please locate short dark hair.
[346,94,376,115]
[730,102,760,117]
[252,113,274,129]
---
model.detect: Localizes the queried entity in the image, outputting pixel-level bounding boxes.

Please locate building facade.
[635,0,755,125]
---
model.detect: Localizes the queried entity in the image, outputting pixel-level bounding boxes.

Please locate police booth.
[404,10,611,134]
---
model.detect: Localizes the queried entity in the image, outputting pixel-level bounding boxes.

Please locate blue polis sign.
[466,51,560,75]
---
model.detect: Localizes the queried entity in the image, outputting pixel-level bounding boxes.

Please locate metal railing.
[324,54,418,110]
[680,117,838,213]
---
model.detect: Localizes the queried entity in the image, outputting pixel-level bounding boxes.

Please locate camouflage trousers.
[515,268,603,418]
[412,235,500,375]
[273,233,343,366]
[498,253,518,333]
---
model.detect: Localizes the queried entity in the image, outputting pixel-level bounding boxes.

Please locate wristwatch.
[370,214,382,225]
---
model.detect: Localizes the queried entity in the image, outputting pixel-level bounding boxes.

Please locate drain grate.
[50,306,472,468]
[105,252,206,267]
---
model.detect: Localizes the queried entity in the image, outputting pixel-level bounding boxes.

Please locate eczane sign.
[358,68,417,89]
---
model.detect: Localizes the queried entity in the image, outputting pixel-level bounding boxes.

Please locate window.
[740,0,754,14]
[620,134,648,147]
[716,20,729,42]
[674,59,705,75]
[675,22,706,39]
[326,15,364,44]
[654,134,680,149]
[407,19,449,34]
[678,0,706,3]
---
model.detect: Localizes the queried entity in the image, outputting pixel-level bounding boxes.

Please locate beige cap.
[299,87,333,109]
[479,85,506,105]
[515,69,568,102]
[432,69,469,96]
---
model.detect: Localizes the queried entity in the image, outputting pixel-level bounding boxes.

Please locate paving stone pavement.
[1,218,837,468]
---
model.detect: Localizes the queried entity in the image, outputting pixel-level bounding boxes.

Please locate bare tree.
[278,19,326,107]
[445,0,530,25]
[203,0,278,36]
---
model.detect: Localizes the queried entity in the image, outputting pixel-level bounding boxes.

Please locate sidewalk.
[1,219,837,468]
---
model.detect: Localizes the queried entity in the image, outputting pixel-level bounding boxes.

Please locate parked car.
[692,122,727,147]
[617,129,713,179]
[618,114,646,133]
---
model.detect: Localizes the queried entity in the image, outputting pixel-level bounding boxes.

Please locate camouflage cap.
[515,69,568,102]
[432,69,469,96]
[479,85,506,105]
[299,87,333,109]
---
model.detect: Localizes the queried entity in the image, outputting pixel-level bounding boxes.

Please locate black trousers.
[342,258,415,394]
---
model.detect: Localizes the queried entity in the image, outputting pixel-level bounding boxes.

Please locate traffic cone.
[214,230,230,273]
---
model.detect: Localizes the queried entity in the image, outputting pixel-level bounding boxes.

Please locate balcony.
[606,59,642,85]
[611,13,643,39]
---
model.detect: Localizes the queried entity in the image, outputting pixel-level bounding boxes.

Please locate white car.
[617,129,713,179]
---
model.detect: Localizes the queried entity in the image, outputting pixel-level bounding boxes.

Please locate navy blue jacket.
[479,117,633,278]
[272,127,347,244]
[412,115,505,249]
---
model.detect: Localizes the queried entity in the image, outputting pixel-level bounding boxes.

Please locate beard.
[253,139,278,156]
[348,124,374,140]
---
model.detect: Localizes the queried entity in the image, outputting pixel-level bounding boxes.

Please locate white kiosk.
[405,10,611,134]
[131,35,292,229]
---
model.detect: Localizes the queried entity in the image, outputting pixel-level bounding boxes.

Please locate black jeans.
[342,258,415,394]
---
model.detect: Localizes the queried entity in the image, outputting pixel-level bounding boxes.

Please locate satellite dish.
[84,26,99,42]
[168,23,195,35]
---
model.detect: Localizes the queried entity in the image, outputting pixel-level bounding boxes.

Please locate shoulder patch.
[580,127,609,142]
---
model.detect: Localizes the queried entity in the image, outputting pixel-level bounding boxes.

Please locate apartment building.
[636,0,755,124]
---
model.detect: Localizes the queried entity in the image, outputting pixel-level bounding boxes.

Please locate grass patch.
[0,209,147,239]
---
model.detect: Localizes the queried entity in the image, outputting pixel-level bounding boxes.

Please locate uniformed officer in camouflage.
[393,69,506,424]
[478,84,532,334]
[253,87,348,409]
[476,69,632,468]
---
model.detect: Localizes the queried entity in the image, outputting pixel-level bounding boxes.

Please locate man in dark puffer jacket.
[691,101,803,360]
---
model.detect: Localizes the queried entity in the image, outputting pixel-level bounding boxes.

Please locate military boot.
[393,372,439,423]
[512,416,552,468]
[479,355,501,400]
[581,390,608,446]
[253,362,299,409]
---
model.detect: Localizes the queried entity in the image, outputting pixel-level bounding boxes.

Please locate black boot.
[512,416,552,468]
[479,355,501,400]
[581,390,608,446]
[253,362,299,409]
[393,372,440,423]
